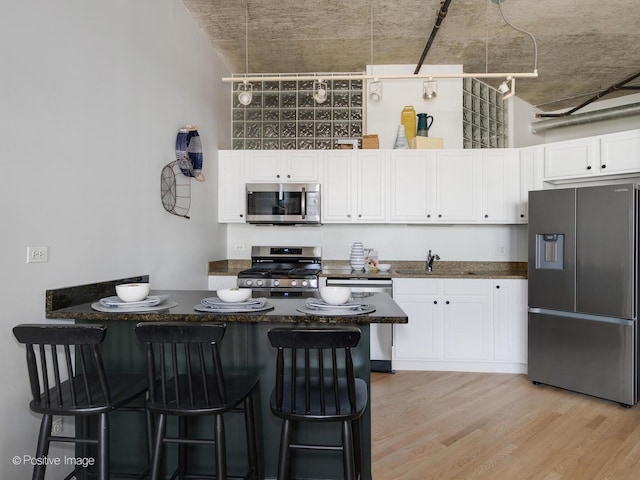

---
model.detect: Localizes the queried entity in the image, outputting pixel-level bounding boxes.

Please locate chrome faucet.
[426,250,440,272]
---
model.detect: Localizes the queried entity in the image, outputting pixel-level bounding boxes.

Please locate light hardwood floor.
[371,371,640,480]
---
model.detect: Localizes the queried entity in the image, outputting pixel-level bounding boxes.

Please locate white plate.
[296,305,376,316]
[194,302,274,314]
[201,297,266,308]
[91,300,178,313]
[305,299,370,310]
[99,295,168,308]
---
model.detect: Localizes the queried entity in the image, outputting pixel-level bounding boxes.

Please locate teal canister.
[416,113,434,137]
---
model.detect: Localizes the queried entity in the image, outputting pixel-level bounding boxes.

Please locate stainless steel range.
[237,246,322,294]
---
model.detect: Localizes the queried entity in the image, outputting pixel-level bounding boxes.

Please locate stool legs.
[341,421,356,480]
[97,413,109,480]
[244,394,259,480]
[149,414,167,480]
[277,419,294,480]
[33,414,52,480]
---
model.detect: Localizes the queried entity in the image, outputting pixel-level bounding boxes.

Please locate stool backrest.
[134,322,228,410]
[13,324,111,413]
[268,327,361,417]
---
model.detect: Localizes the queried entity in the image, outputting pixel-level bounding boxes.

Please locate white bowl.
[115,283,150,302]
[320,286,352,305]
[217,288,252,303]
[377,264,391,272]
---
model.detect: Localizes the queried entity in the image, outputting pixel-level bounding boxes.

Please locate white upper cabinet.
[544,137,599,180]
[322,150,388,223]
[389,151,435,223]
[599,129,640,175]
[321,150,354,222]
[518,146,544,224]
[543,129,640,182]
[481,149,520,223]
[218,151,246,223]
[246,151,320,182]
[435,150,481,222]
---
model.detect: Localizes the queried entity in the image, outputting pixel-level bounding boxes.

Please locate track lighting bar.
[222,70,538,84]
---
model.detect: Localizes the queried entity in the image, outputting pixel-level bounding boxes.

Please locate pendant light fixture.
[237,3,253,106]
[313,79,328,104]
[367,0,383,103]
[422,78,437,100]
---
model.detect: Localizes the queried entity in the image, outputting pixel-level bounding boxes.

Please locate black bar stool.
[134,321,260,480]
[267,327,368,480]
[13,323,150,480]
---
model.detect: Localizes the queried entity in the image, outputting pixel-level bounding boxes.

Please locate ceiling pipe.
[414,0,452,75]
[537,69,640,118]
[530,102,640,134]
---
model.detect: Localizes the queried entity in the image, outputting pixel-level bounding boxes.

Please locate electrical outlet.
[52,417,63,434]
[234,244,245,251]
[26,246,48,263]
[496,245,506,256]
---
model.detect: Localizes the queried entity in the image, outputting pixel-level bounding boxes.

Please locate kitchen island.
[45,276,407,480]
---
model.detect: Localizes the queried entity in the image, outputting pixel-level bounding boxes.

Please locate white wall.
[226,224,528,263]
[365,64,464,149]
[0,0,229,477]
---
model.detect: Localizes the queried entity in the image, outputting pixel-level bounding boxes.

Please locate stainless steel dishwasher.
[325,277,394,373]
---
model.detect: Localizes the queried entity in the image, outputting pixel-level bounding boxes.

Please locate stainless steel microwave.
[246,183,321,225]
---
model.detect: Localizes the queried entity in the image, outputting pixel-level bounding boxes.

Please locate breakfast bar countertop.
[45,276,407,325]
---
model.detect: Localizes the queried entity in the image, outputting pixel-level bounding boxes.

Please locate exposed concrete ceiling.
[183,0,640,112]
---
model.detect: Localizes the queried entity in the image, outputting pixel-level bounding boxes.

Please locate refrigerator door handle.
[529,307,636,327]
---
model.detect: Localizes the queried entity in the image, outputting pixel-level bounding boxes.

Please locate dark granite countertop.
[45,277,407,325]
[209,260,528,280]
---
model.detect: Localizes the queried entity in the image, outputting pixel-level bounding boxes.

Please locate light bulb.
[422,79,437,100]
[369,80,383,102]
[238,82,253,105]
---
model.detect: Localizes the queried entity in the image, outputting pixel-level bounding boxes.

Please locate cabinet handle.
[484,214,488,218]
[445,300,450,305]
[586,165,592,170]
[438,214,442,218]
[276,174,281,178]
[239,214,243,218]
[433,300,438,304]
[601,164,607,169]
[358,214,362,218]
[520,214,525,218]
[427,214,431,218]
[496,285,500,289]
[347,214,351,218]
[287,174,291,178]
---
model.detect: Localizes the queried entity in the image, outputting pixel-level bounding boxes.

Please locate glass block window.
[463,78,509,148]
[231,74,363,150]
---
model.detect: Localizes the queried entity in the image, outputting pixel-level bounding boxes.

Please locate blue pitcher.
[416,113,434,137]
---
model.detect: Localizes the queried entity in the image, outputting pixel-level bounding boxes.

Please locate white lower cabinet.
[392,277,527,373]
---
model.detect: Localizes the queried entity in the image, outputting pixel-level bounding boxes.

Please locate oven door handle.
[301,186,306,219]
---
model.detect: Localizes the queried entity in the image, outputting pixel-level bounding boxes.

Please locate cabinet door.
[356,150,388,222]
[518,146,544,224]
[544,138,599,180]
[481,149,519,223]
[599,129,640,175]
[493,280,528,363]
[393,279,443,361]
[245,151,281,181]
[442,280,492,361]
[435,151,480,222]
[389,151,434,222]
[284,151,320,182]
[218,151,246,223]
[321,150,354,222]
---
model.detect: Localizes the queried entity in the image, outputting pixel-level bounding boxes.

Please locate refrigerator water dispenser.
[535,233,564,269]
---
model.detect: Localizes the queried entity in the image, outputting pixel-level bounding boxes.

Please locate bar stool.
[134,322,259,480]
[267,327,368,480]
[13,323,150,480]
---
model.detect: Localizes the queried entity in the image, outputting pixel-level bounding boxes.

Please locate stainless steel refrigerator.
[528,184,639,406]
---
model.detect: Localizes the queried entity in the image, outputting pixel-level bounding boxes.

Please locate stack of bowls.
[350,242,365,271]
